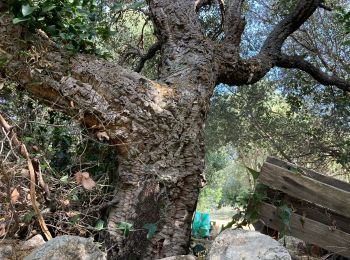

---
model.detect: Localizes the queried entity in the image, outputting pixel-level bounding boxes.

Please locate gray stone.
[24,235,106,260]
[278,236,307,255]
[0,244,14,260]
[207,229,291,260]
[21,234,46,250]
[159,255,197,260]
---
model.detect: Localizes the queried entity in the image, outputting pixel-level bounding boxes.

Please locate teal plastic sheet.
[192,211,211,238]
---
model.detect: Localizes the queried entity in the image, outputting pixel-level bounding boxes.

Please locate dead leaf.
[75,171,83,184]
[0,222,6,237]
[81,172,96,190]
[32,145,39,152]
[75,171,96,190]
[96,131,110,141]
[21,169,30,177]
[66,211,80,217]
[61,199,70,206]
[70,100,75,108]
[11,188,20,204]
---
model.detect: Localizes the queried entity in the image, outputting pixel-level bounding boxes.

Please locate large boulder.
[207,229,291,260]
[24,235,106,260]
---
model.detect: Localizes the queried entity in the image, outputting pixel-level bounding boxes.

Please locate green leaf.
[117,221,133,237]
[278,204,292,226]
[13,17,30,24]
[299,216,305,227]
[95,219,105,231]
[23,136,34,142]
[111,3,124,11]
[0,57,8,68]
[22,211,35,223]
[22,4,36,17]
[70,194,79,201]
[60,175,69,183]
[128,1,146,10]
[42,4,57,13]
[69,214,80,224]
[143,223,157,240]
[245,166,260,180]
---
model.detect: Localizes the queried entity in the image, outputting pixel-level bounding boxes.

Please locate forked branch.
[260,0,323,59]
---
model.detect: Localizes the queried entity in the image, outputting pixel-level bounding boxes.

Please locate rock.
[21,235,46,251]
[278,236,307,256]
[207,229,291,260]
[159,255,197,260]
[0,238,41,260]
[24,235,106,260]
[0,244,14,260]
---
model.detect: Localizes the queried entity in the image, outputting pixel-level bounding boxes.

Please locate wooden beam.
[259,202,350,258]
[259,162,350,219]
[266,156,350,192]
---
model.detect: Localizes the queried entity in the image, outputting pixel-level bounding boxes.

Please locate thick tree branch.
[217,0,337,88]
[319,3,332,11]
[147,0,217,86]
[223,0,246,46]
[134,41,161,73]
[260,0,322,59]
[148,0,202,43]
[276,54,350,92]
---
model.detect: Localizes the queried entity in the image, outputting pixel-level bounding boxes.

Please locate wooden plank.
[264,188,350,234]
[259,162,350,219]
[283,194,350,234]
[266,156,350,192]
[259,202,350,258]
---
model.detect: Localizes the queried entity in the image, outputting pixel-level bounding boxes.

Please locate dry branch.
[0,113,52,240]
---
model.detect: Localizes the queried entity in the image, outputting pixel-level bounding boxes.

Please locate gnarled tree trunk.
[1,0,349,259]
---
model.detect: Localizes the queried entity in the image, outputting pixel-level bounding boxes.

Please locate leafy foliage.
[205,80,350,180]
[277,204,292,236]
[0,82,118,240]
[117,221,133,237]
[8,0,152,59]
[9,0,107,54]
[143,223,157,240]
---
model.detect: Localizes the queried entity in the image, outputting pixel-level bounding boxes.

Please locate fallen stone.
[21,234,45,251]
[207,228,291,260]
[24,235,106,260]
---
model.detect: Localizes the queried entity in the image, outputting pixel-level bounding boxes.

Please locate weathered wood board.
[282,194,350,234]
[266,157,350,192]
[259,202,350,258]
[259,161,350,219]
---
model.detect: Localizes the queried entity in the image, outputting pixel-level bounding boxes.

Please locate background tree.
[0,0,349,259]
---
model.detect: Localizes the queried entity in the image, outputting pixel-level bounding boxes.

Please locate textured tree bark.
[1,0,349,259]
[0,9,216,259]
